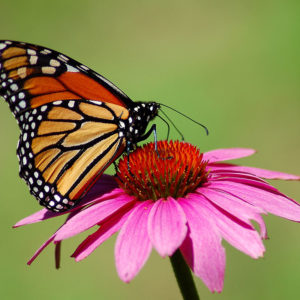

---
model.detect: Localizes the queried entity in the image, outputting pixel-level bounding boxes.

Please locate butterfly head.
[139,101,160,120]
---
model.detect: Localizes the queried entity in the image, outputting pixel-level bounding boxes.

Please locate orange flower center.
[116,140,209,201]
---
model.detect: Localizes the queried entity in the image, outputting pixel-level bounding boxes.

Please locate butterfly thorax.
[121,101,160,147]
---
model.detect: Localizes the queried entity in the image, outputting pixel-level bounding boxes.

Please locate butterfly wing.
[0,40,132,116]
[0,40,131,211]
[17,99,128,211]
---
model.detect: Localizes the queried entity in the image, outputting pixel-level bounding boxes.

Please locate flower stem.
[170,250,200,300]
[55,241,61,269]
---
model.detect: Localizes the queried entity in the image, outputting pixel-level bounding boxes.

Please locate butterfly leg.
[138,124,157,150]
[138,124,172,159]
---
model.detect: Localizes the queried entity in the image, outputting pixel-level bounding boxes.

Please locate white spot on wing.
[19,100,26,108]
[80,65,89,70]
[53,100,62,105]
[68,101,75,108]
[29,56,38,65]
[18,92,25,99]
[18,67,27,79]
[58,54,69,62]
[42,67,56,74]
[10,84,18,91]
[27,49,36,55]
[50,59,60,67]
[41,49,52,54]
[66,64,79,72]
[22,157,27,165]
[90,100,102,106]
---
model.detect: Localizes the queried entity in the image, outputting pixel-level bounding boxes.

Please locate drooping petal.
[187,193,265,258]
[27,235,55,265]
[197,188,267,238]
[115,201,153,283]
[54,194,135,241]
[179,197,225,293]
[212,181,300,221]
[203,148,256,163]
[14,209,59,227]
[14,188,124,227]
[147,197,187,257]
[72,208,134,261]
[209,163,300,180]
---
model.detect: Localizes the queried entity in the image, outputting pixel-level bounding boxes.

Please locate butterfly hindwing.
[17,99,128,211]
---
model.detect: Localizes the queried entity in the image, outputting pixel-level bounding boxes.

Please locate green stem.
[170,249,200,300]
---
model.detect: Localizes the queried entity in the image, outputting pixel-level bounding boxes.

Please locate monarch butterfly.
[0,40,160,212]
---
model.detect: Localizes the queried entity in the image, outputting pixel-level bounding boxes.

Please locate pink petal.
[209,169,268,183]
[73,208,134,261]
[147,197,187,257]
[78,188,125,206]
[14,209,58,227]
[208,170,285,195]
[211,175,287,196]
[14,188,124,227]
[82,174,118,200]
[203,148,256,163]
[212,181,300,221]
[179,197,225,293]
[197,188,267,238]
[115,201,153,283]
[27,235,55,265]
[209,163,300,180]
[187,193,265,258]
[54,194,135,241]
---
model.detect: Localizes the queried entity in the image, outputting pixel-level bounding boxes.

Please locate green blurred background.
[0,0,299,299]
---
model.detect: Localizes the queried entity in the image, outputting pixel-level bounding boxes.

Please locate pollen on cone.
[116,141,209,201]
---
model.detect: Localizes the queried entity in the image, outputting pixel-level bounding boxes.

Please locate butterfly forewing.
[0,40,132,118]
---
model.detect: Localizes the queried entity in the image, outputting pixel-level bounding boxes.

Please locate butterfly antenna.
[159,103,209,136]
[157,114,170,140]
[159,108,185,141]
